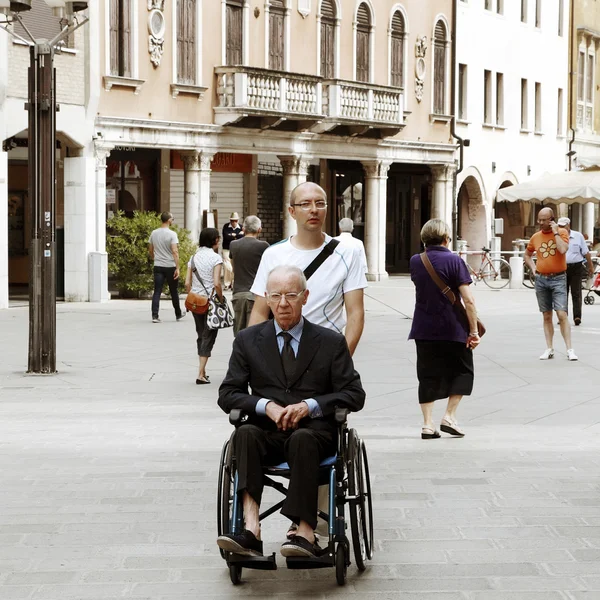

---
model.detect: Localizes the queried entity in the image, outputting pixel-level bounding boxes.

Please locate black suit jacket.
[218,319,365,429]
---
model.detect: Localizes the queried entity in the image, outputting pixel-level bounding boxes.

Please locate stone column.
[64,152,96,302]
[430,164,454,225]
[180,151,213,244]
[582,202,595,242]
[0,151,8,309]
[362,160,391,282]
[278,155,309,239]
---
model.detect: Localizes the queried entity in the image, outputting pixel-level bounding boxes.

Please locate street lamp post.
[1,0,88,373]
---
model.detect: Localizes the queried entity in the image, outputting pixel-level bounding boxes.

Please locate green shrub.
[106,211,196,297]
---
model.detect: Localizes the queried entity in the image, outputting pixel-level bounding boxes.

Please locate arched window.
[320,0,336,79]
[269,0,285,70]
[433,19,448,114]
[356,3,371,82]
[390,10,405,87]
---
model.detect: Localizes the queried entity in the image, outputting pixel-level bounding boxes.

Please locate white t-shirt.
[334,232,368,274]
[250,234,367,333]
[188,248,223,295]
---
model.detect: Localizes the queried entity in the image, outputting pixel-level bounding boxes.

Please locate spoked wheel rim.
[217,437,234,560]
[360,440,374,560]
[482,259,511,289]
[348,429,368,570]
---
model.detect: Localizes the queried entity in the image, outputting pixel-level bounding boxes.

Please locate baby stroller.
[583,258,600,305]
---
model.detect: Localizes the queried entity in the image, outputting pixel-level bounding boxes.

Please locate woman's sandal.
[196,376,210,385]
[421,427,441,439]
[440,418,465,437]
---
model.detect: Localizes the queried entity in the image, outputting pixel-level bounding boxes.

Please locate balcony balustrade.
[214,66,404,136]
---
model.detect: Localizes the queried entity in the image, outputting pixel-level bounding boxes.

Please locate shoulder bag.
[420,252,486,338]
[184,259,209,315]
[303,239,340,280]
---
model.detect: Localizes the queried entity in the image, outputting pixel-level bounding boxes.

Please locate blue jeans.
[152,266,182,319]
[535,273,568,313]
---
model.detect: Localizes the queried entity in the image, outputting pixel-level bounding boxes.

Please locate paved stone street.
[0,279,599,599]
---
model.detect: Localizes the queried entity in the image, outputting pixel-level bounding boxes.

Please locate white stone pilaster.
[582,202,595,242]
[181,151,213,244]
[0,151,8,309]
[278,155,309,239]
[64,154,96,302]
[362,160,391,282]
[430,164,455,226]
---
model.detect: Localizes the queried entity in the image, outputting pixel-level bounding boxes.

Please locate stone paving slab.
[1,280,600,597]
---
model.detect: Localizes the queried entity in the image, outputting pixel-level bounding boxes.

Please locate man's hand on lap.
[278,403,309,431]
[265,401,285,426]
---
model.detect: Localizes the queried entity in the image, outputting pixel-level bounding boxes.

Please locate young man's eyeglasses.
[291,201,327,211]
[267,291,305,302]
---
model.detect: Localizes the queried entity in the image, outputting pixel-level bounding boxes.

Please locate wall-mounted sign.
[106,189,116,205]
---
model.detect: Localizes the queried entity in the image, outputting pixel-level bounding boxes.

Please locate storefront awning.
[496,169,600,205]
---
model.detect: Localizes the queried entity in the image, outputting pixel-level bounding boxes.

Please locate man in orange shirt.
[524,207,577,361]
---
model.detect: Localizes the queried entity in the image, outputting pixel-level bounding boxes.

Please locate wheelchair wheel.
[348,431,374,571]
[217,435,234,560]
[335,543,347,586]
[229,564,242,585]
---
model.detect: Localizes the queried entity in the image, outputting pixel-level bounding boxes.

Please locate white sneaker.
[539,348,555,360]
[567,349,578,361]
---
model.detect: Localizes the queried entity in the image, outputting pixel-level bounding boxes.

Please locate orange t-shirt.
[527,229,569,274]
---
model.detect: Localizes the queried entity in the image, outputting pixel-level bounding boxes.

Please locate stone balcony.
[214,66,405,138]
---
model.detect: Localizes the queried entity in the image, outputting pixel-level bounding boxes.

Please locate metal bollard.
[509,256,524,289]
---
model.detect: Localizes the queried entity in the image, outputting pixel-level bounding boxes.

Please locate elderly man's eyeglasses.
[291,200,327,211]
[267,290,305,302]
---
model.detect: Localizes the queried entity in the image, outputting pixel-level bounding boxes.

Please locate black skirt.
[415,340,474,404]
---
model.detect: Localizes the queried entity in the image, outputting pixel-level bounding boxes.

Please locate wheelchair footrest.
[227,552,277,571]
[285,552,335,570]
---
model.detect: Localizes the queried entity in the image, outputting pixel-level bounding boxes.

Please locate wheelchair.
[216,407,374,585]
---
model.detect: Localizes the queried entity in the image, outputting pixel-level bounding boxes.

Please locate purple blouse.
[408,246,473,343]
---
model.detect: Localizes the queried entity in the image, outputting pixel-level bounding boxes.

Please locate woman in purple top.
[408,219,481,439]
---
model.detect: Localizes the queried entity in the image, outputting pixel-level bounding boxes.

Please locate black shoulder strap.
[303,239,340,281]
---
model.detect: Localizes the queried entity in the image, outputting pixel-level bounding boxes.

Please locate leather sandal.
[421,427,441,439]
[440,418,465,437]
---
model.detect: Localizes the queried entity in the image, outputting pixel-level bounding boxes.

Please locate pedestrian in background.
[557,217,594,326]
[148,211,185,324]
[524,208,577,360]
[334,218,368,274]
[185,227,223,385]
[229,215,269,336]
[222,212,244,290]
[409,219,480,440]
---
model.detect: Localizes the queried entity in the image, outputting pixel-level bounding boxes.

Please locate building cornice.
[94,116,457,163]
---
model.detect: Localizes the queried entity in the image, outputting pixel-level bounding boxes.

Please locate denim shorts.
[535,273,568,313]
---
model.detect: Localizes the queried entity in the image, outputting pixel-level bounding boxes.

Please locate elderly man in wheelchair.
[217,265,372,584]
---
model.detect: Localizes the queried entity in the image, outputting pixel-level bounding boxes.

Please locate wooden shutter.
[320,0,336,78]
[109,0,119,75]
[356,3,370,82]
[122,0,132,77]
[390,11,405,87]
[433,21,447,114]
[226,1,243,65]
[177,0,196,84]
[269,7,284,71]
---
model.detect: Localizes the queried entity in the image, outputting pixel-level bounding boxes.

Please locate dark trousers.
[234,423,336,530]
[192,312,218,357]
[566,262,584,321]
[152,266,182,319]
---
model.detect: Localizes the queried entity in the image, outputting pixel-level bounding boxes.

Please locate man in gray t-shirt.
[148,212,184,323]
[229,216,269,336]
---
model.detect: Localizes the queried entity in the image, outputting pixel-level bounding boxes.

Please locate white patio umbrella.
[496,169,600,205]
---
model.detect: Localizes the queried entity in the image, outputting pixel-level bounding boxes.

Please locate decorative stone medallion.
[148,0,165,68]
[415,35,427,103]
[298,0,311,18]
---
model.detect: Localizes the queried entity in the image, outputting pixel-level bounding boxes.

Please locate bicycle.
[458,247,511,289]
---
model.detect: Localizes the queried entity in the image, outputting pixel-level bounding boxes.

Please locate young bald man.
[248,182,367,356]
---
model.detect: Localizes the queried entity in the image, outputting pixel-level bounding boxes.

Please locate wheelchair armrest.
[334,407,350,425]
[229,409,249,427]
